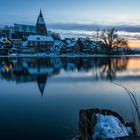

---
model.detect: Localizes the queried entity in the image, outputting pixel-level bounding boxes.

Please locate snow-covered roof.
[0,37,7,41]
[67,41,77,47]
[79,37,86,42]
[54,40,64,47]
[28,35,54,42]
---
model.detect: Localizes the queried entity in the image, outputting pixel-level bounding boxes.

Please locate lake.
[0,56,140,139]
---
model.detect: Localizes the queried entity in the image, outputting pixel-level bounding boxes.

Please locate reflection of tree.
[0,57,129,94]
[99,57,128,81]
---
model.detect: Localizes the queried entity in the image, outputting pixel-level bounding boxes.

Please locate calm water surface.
[0,57,140,139]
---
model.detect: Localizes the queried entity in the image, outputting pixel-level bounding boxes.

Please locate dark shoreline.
[0,54,140,58]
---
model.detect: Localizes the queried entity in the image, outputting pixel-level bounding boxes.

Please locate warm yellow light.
[128,58,140,70]
[128,40,140,48]
[4,64,12,72]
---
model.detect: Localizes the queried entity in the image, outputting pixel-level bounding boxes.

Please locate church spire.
[39,9,43,18]
[36,9,47,35]
[37,9,45,25]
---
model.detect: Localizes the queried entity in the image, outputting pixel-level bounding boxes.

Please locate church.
[36,10,47,35]
[13,10,47,38]
[11,10,56,48]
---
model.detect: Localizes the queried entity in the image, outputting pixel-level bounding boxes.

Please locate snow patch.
[92,114,132,140]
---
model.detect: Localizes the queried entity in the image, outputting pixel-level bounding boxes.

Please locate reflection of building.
[37,74,48,96]
[0,58,57,96]
[0,57,129,95]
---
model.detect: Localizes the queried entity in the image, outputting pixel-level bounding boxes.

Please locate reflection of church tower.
[36,10,47,35]
[37,74,48,96]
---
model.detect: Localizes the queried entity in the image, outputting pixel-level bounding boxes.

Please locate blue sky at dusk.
[1,0,140,25]
[1,0,140,43]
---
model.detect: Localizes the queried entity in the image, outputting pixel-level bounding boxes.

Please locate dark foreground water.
[0,56,140,140]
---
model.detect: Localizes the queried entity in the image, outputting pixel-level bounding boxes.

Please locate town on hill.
[0,10,134,56]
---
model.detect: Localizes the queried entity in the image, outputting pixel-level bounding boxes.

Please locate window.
[36,37,40,40]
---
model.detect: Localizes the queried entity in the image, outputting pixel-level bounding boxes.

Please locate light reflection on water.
[0,57,140,139]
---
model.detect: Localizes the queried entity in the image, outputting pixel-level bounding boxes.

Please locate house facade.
[0,38,13,49]
[28,35,54,48]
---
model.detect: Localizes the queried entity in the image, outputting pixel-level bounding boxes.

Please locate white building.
[27,35,54,47]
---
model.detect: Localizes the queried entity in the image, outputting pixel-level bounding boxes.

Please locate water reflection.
[95,57,128,81]
[1,57,140,140]
[0,57,129,95]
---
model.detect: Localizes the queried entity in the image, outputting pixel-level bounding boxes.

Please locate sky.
[0,0,140,25]
[1,0,140,47]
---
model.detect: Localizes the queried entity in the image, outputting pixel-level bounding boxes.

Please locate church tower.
[36,10,47,35]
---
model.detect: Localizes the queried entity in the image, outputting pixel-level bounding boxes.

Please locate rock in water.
[78,109,136,140]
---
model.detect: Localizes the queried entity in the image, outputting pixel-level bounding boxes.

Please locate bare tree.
[99,27,129,54]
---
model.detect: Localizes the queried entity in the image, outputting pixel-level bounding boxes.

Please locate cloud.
[48,23,140,33]
[48,23,140,40]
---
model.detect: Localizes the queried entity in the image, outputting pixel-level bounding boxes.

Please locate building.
[28,35,54,48]
[12,24,36,39]
[36,10,47,35]
[12,39,22,47]
[10,10,61,49]
[0,38,13,48]
[0,39,4,48]
[12,10,47,40]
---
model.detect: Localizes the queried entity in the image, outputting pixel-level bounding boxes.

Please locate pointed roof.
[39,9,43,17]
[37,74,48,96]
[36,9,46,25]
